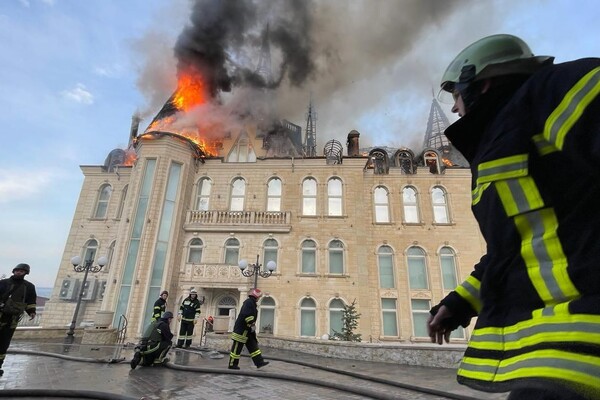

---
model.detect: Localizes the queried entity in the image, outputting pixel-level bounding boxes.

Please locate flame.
[442,158,454,167]
[173,70,208,111]
[122,149,137,166]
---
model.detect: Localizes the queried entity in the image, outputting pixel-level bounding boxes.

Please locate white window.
[329,298,345,336]
[402,186,419,223]
[224,238,240,265]
[328,239,344,274]
[301,239,316,274]
[300,297,316,337]
[440,246,458,290]
[116,185,128,219]
[94,184,112,219]
[188,238,204,264]
[374,186,390,223]
[327,178,343,216]
[227,131,256,162]
[378,245,395,289]
[267,178,282,212]
[196,178,212,211]
[105,241,116,272]
[432,186,450,224]
[302,178,317,216]
[263,238,278,272]
[82,239,98,263]
[230,178,246,211]
[381,298,398,336]
[407,246,428,289]
[411,299,431,338]
[259,297,276,334]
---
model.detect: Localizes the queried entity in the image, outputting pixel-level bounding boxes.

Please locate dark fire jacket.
[230,296,258,344]
[440,58,600,396]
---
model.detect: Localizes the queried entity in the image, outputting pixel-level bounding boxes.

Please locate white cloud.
[93,63,123,78]
[0,169,59,203]
[61,83,94,104]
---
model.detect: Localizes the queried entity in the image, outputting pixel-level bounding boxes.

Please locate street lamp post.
[65,255,108,343]
[238,254,276,289]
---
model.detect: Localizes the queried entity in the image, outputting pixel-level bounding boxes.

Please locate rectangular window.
[375,205,390,223]
[300,310,316,336]
[302,250,316,273]
[378,255,395,288]
[408,258,428,289]
[411,299,430,338]
[329,251,343,274]
[225,248,239,265]
[330,310,343,335]
[441,257,458,290]
[303,198,317,216]
[381,298,398,336]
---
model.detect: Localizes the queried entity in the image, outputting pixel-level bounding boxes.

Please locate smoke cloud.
[134,0,520,150]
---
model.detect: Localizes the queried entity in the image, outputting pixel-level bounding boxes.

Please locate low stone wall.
[205,333,466,369]
[13,327,80,340]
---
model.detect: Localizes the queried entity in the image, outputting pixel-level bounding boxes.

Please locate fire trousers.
[0,314,19,369]
[228,333,265,368]
[177,320,195,348]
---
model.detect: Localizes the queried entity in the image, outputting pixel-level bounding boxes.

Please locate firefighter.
[428,34,600,399]
[151,290,168,321]
[176,289,204,348]
[130,311,174,369]
[228,288,269,370]
[0,263,37,377]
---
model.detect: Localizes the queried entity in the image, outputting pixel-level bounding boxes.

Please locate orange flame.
[173,70,208,111]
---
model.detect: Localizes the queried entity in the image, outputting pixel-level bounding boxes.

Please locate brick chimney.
[347,130,360,157]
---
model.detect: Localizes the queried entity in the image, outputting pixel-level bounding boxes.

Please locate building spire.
[303,95,317,157]
[423,97,451,149]
[255,23,273,85]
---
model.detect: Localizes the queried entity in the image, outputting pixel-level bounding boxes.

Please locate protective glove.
[177,315,182,322]
[193,319,198,325]
[250,325,256,333]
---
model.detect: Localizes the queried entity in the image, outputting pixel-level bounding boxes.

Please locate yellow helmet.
[440,34,553,94]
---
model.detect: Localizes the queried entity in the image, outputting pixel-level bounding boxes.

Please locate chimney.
[129,113,141,147]
[347,130,360,157]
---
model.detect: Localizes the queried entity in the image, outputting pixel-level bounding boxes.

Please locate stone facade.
[42,124,485,346]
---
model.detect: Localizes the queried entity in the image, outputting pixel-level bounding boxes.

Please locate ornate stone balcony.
[181,263,251,287]
[184,210,292,233]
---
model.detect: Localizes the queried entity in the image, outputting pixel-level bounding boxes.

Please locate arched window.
[374,186,390,223]
[217,296,237,317]
[302,178,317,216]
[188,238,204,264]
[381,298,398,336]
[440,246,458,290]
[328,239,344,274]
[432,186,450,224]
[301,239,316,274]
[116,185,128,219]
[327,178,343,216]
[267,178,282,212]
[224,238,240,265]
[300,297,316,337]
[370,149,389,174]
[259,297,275,334]
[263,238,278,272]
[424,150,441,174]
[329,299,345,336]
[83,239,99,263]
[402,186,420,223]
[196,178,212,211]
[378,245,395,289]
[94,184,112,219]
[407,247,428,289]
[396,149,415,174]
[105,240,116,272]
[227,131,256,162]
[230,178,246,211]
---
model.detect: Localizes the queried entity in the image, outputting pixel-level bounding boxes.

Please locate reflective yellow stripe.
[472,182,490,206]
[532,134,558,156]
[459,350,600,392]
[544,66,600,150]
[455,275,482,313]
[476,154,528,185]
[249,349,262,357]
[469,313,600,351]
[514,209,579,304]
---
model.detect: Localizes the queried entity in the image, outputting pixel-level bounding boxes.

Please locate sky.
[0,0,598,288]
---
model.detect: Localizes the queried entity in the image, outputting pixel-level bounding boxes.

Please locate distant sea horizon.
[36,287,53,298]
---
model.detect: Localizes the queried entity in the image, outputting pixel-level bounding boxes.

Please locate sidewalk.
[0,341,508,400]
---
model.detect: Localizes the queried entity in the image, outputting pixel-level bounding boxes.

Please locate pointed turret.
[423,98,468,167]
[303,96,317,157]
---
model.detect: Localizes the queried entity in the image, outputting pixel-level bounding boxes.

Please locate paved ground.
[0,340,508,400]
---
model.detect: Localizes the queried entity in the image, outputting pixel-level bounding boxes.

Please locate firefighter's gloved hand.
[250,325,256,333]
[193,319,198,325]
[177,315,182,322]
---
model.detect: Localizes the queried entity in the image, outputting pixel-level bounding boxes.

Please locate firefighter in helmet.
[176,288,204,348]
[151,290,168,321]
[429,34,600,399]
[131,311,174,369]
[228,288,269,370]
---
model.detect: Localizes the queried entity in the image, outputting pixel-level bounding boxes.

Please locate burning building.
[42,0,483,346]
